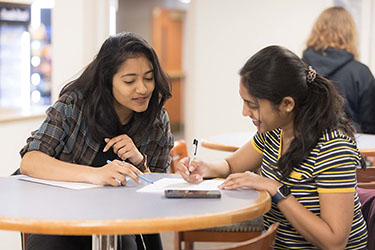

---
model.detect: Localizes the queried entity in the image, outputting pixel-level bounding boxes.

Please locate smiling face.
[112,56,155,124]
[239,80,294,134]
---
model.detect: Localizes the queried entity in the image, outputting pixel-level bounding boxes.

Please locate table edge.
[0,191,271,235]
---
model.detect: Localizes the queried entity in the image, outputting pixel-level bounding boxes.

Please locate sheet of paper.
[137,177,224,193]
[18,175,103,190]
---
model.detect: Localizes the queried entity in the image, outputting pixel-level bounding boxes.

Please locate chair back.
[357,167,375,189]
[357,149,375,189]
[214,222,279,250]
[170,140,188,173]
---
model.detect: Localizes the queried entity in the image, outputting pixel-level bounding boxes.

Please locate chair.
[357,149,375,189]
[170,140,264,250]
[170,140,188,173]
[206,222,279,250]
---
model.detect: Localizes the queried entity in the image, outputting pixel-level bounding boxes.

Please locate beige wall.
[183,0,333,158]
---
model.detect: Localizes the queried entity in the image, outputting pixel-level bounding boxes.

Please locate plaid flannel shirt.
[20,90,174,172]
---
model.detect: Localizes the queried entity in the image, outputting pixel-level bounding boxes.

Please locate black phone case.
[164,189,221,198]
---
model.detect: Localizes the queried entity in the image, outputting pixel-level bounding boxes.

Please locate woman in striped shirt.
[177,45,368,249]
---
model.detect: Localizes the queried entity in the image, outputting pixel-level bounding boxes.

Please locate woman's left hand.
[103,135,143,166]
[218,171,280,195]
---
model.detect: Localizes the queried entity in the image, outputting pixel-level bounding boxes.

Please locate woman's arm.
[225,140,263,173]
[176,140,263,182]
[220,172,354,249]
[20,151,143,186]
[278,192,354,249]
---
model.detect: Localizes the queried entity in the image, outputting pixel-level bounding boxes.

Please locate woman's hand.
[175,157,210,183]
[218,171,280,195]
[89,159,143,186]
[103,135,143,166]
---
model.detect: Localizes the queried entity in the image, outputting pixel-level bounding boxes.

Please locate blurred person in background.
[303,6,375,134]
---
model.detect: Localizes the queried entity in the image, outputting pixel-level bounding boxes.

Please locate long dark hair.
[239,45,363,180]
[60,32,171,143]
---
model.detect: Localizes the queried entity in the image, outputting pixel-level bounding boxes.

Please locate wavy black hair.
[239,45,364,180]
[60,32,171,142]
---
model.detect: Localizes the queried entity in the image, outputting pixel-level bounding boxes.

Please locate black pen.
[189,139,199,165]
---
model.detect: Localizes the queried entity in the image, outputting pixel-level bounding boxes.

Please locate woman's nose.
[135,80,148,94]
[242,104,251,117]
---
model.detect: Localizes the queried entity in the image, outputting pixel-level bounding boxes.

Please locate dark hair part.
[60,32,171,142]
[239,45,364,180]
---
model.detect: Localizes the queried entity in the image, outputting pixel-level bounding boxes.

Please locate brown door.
[151,8,185,132]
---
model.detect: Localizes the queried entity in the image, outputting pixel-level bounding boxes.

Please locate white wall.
[183,0,333,158]
[51,0,112,101]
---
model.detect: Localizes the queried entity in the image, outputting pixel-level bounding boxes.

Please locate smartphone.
[164,189,221,198]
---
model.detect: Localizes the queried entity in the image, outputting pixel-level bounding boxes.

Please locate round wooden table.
[0,174,271,250]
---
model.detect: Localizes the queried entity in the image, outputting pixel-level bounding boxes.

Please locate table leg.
[92,234,118,250]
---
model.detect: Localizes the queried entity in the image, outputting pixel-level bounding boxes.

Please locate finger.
[117,164,142,184]
[218,174,238,189]
[115,178,122,186]
[118,147,131,160]
[188,173,203,183]
[181,157,190,165]
[103,138,117,152]
[123,162,144,176]
[113,173,126,185]
[188,160,199,172]
[103,135,129,152]
[223,175,251,190]
[175,161,190,177]
[110,159,124,167]
[114,138,134,156]
[120,147,139,161]
[108,178,121,187]
[178,169,190,182]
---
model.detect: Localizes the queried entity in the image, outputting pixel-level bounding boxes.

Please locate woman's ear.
[280,96,295,113]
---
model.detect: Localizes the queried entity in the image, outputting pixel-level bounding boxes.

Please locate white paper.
[137,178,224,193]
[18,175,102,190]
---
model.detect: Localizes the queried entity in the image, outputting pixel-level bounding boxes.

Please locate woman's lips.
[133,96,149,104]
[252,120,260,127]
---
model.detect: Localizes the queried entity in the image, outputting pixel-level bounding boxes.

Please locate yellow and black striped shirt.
[252,128,368,249]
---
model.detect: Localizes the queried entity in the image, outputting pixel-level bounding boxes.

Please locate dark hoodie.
[303,47,375,134]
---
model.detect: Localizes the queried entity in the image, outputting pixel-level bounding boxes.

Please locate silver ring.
[115,179,121,185]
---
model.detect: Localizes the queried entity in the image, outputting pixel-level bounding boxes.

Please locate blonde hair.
[306,6,358,59]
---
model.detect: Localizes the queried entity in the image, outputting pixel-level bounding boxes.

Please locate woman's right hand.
[89,159,143,186]
[175,157,210,183]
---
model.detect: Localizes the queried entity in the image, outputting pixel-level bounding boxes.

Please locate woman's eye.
[245,101,258,109]
[145,77,154,81]
[124,80,135,84]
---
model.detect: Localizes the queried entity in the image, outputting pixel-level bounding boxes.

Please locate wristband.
[271,184,291,204]
[134,153,147,172]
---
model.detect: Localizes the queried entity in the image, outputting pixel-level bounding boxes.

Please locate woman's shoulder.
[49,90,84,117]
[318,129,356,148]
[57,90,84,105]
